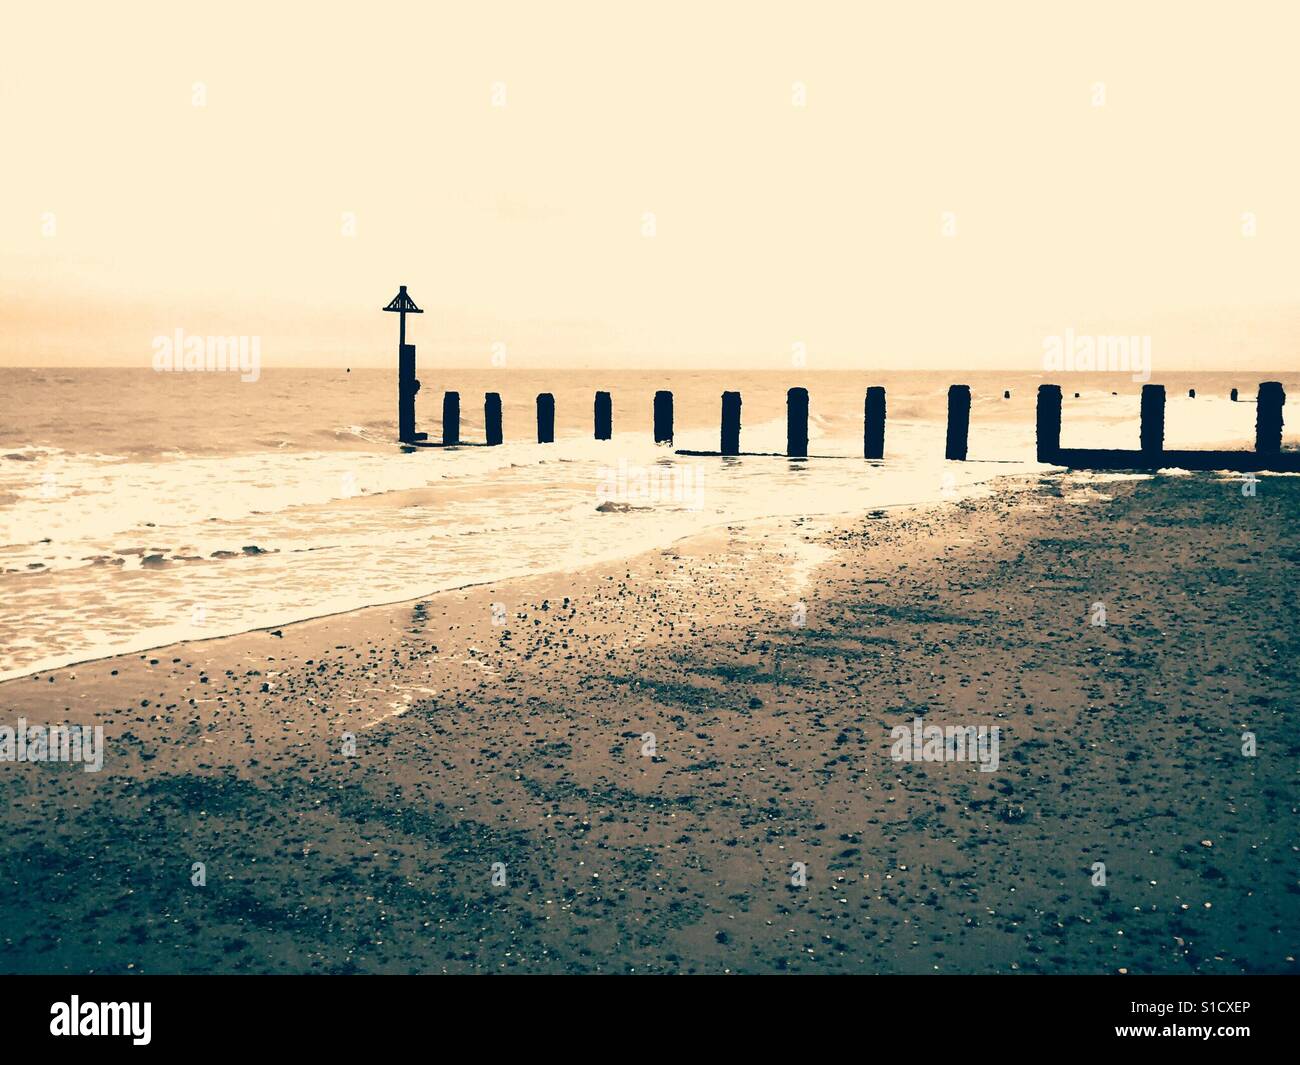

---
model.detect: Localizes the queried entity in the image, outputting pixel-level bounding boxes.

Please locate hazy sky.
[3,1,1299,369]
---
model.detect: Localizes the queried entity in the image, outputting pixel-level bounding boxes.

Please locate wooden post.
[398,343,418,443]
[594,391,612,440]
[1036,384,1062,463]
[1140,384,1165,457]
[485,393,503,445]
[1230,388,1239,402]
[537,393,555,443]
[786,387,809,457]
[1189,388,1196,398]
[653,390,673,445]
[721,391,741,456]
[442,392,460,446]
[945,385,970,461]
[1256,381,1285,455]
[864,387,886,459]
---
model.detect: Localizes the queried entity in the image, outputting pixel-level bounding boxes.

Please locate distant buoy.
[1003,390,1010,399]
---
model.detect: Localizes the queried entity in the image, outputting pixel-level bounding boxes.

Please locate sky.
[2,0,1299,370]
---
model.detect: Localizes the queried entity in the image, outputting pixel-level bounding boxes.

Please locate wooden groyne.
[864,387,886,460]
[383,288,1291,469]
[536,393,556,444]
[944,385,970,461]
[1140,384,1165,457]
[1258,382,1285,455]
[485,393,503,446]
[653,390,673,445]
[594,391,613,441]
[386,286,426,445]
[398,344,424,444]
[720,391,742,456]
[1036,381,1296,472]
[394,382,1292,471]
[787,387,809,458]
[442,392,460,446]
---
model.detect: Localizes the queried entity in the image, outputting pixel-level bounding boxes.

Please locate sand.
[1,470,1296,974]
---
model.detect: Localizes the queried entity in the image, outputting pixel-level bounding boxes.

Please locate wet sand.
[1,471,1297,974]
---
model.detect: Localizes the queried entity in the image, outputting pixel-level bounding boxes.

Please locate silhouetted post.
[485,393,503,445]
[398,344,418,443]
[721,391,741,455]
[537,393,555,443]
[1140,384,1165,458]
[1256,382,1285,455]
[1004,390,1011,399]
[864,387,886,459]
[1189,388,1196,398]
[442,392,460,446]
[945,385,970,460]
[653,390,674,445]
[384,286,425,444]
[594,391,612,440]
[1230,388,1239,402]
[1036,385,1062,463]
[787,388,809,457]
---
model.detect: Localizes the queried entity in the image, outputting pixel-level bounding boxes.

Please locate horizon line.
[2,364,1295,375]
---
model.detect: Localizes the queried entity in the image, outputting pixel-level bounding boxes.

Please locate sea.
[1,367,1293,680]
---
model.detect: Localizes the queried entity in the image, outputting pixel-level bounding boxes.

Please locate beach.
[1,468,1295,974]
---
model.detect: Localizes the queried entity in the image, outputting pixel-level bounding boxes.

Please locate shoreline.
[0,466,1026,686]
[7,370,1295,686]
[1,470,1297,973]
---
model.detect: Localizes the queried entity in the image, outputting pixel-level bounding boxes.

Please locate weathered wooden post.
[442,392,460,446]
[485,393,503,445]
[653,390,673,445]
[594,391,612,440]
[1230,388,1239,402]
[1140,384,1165,458]
[384,286,425,444]
[864,387,886,460]
[1036,384,1062,463]
[721,391,741,456]
[398,344,419,443]
[787,387,809,457]
[1256,381,1285,455]
[537,393,555,443]
[945,385,970,460]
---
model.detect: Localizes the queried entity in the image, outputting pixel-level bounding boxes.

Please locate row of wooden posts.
[1035,381,1294,472]
[411,386,884,457]
[406,381,1292,472]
